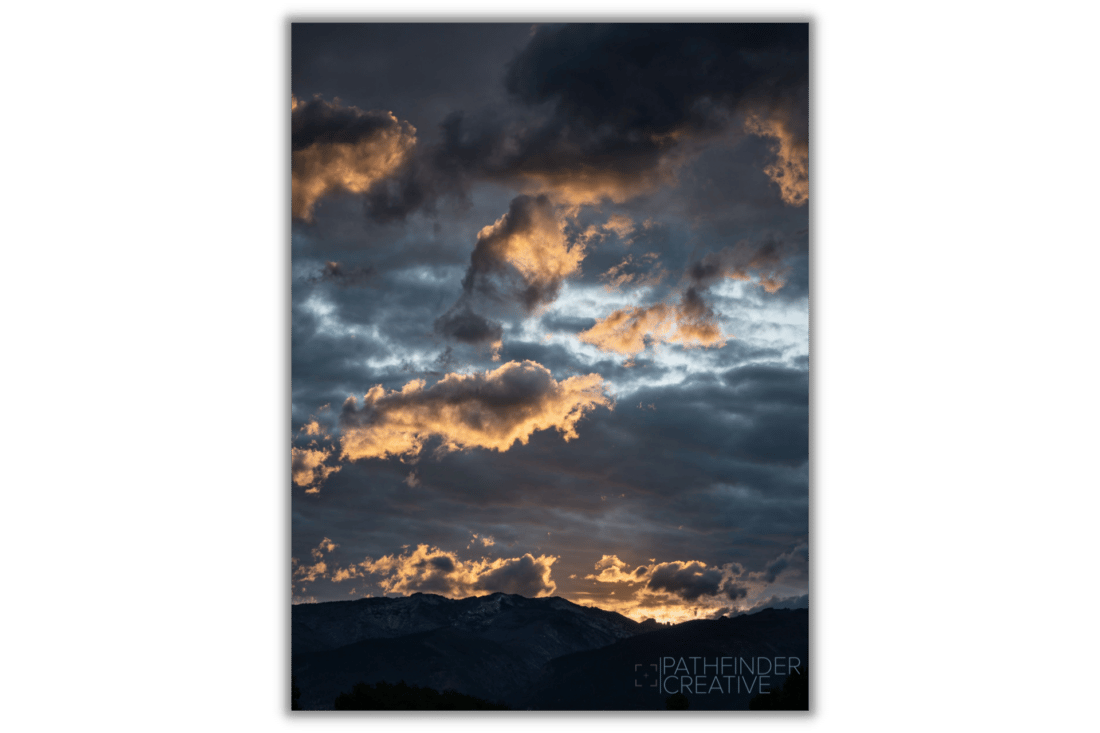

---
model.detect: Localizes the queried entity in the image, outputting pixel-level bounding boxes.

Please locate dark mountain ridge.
[525,607,809,710]
[292,592,808,710]
[293,591,642,654]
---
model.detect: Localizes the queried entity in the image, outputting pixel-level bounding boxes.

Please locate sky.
[290,22,809,623]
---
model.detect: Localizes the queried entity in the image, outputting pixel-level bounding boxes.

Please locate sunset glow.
[292,22,808,625]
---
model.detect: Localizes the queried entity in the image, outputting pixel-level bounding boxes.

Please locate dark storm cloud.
[706,593,808,619]
[361,161,436,224]
[474,554,557,597]
[743,594,809,614]
[538,313,597,335]
[308,261,376,287]
[433,305,504,347]
[722,581,750,601]
[292,96,404,151]
[336,23,808,221]
[425,554,456,573]
[496,23,808,202]
[758,542,809,584]
[646,561,724,601]
[506,24,806,137]
[292,24,532,141]
[763,557,789,584]
[688,235,796,293]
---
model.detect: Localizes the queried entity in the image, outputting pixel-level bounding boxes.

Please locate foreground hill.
[292,592,643,709]
[524,608,809,710]
[292,593,808,710]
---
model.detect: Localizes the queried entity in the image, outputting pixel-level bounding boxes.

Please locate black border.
[272,4,827,726]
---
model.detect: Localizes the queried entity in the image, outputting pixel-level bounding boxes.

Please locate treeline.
[749,667,808,710]
[333,680,510,710]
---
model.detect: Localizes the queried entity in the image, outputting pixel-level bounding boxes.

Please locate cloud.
[292,538,339,584]
[332,544,557,598]
[759,542,808,584]
[763,556,789,584]
[498,24,809,205]
[338,360,612,461]
[308,261,376,288]
[462,194,584,311]
[433,305,503,355]
[688,235,795,293]
[737,593,809,615]
[291,447,341,494]
[646,561,725,601]
[474,553,556,596]
[582,555,764,622]
[585,554,638,583]
[338,24,808,221]
[434,110,678,208]
[722,581,750,601]
[577,288,726,357]
[745,114,808,206]
[311,537,338,558]
[586,556,739,602]
[600,252,667,291]
[291,95,417,221]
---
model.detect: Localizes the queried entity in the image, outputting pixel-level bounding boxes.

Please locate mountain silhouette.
[293,592,642,709]
[292,592,808,710]
[525,607,808,710]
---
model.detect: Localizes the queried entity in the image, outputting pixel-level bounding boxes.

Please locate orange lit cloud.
[292,96,417,221]
[745,113,808,207]
[292,537,339,584]
[512,151,682,207]
[338,360,612,461]
[331,544,558,598]
[574,549,809,622]
[576,213,638,249]
[600,252,667,291]
[577,288,726,357]
[578,555,755,622]
[291,447,341,494]
[463,195,585,311]
[586,554,645,583]
[602,214,636,239]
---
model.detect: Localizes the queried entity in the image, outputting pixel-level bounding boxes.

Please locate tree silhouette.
[291,674,301,710]
[749,667,807,710]
[665,692,690,710]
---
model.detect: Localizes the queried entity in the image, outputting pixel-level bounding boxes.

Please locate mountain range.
[292,592,808,710]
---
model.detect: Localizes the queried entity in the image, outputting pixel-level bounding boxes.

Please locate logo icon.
[634,663,658,688]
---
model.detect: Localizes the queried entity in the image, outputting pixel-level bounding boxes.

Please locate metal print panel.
[291,22,809,711]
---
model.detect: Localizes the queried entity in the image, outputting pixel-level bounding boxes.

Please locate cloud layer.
[338,360,612,461]
[577,288,726,357]
[291,96,416,220]
[321,543,558,598]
